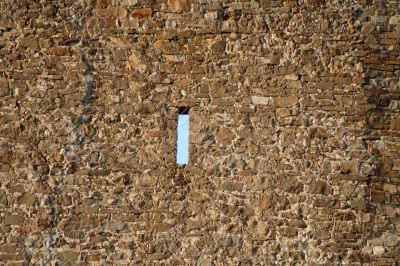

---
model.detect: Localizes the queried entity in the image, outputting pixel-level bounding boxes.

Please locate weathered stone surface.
[136,174,157,187]
[279,176,303,194]
[0,16,14,28]
[211,40,226,54]
[4,215,24,225]
[258,195,272,212]
[0,189,8,205]
[134,102,156,114]
[18,193,36,205]
[373,246,385,255]
[106,220,127,232]
[340,161,359,174]
[308,180,331,195]
[0,0,399,265]
[350,198,366,211]
[58,250,80,261]
[220,181,242,192]
[273,96,298,108]
[389,16,400,25]
[132,8,152,18]
[251,96,269,105]
[114,7,128,18]
[276,108,291,117]
[167,0,191,12]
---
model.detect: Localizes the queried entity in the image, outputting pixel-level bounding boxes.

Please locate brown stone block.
[99,18,116,27]
[340,161,359,174]
[18,193,37,205]
[134,102,156,114]
[258,195,272,212]
[0,16,15,29]
[352,75,363,85]
[215,127,235,144]
[350,197,366,211]
[20,36,38,49]
[0,146,14,163]
[385,31,400,39]
[369,64,394,72]
[309,180,332,195]
[0,244,19,253]
[392,117,400,130]
[288,219,307,228]
[41,5,57,17]
[86,254,99,262]
[211,40,226,54]
[368,115,387,129]
[381,38,397,45]
[153,223,172,232]
[279,176,303,194]
[58,250,80,262]
[148,130,167,137]
[364,58,381,65]
[384,60,400,65]
[334,77,352,85]
[370,192,385,203]
[52,47,69,56]
[315,81,333,90]
[97,0,109,8]
[392,194,400,204]
[0,253,24,261]
[114,7,128,18]
[132,8,153,18]
[0,189,7,206]
[272,96,298,108]
[280,226,298,237]
[4,215,24,225]
[86,17,99,28]
[167,0,191,12]
[154,40,172,53]
[0,164,11,172]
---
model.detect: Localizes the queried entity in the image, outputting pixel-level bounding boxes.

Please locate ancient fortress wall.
[0,0,399,265]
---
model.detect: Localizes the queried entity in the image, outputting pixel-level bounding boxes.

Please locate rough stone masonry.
[0,0,399,265]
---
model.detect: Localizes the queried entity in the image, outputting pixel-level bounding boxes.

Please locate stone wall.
[0,0,399,265]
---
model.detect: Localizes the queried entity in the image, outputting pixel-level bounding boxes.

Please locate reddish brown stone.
[52,47,69,56]
[363,58,381,65]
[86,254,99,261]
[148,130,166,137]
[371,192,385,203]
[385,60,400,65]
[132,8,152,18]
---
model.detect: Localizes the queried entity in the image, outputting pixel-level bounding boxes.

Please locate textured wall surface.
[0,0,399,265]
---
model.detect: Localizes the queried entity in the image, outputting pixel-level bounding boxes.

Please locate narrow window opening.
[176,107,190,165]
